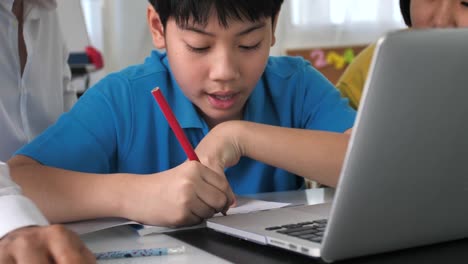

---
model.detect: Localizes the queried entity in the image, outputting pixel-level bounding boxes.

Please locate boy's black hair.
[148,0,284,28]
[400,0,411,26]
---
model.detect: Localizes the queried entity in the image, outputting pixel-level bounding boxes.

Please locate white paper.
[66,196,290,236]
[220,196,289,215]
[65,217,137,235]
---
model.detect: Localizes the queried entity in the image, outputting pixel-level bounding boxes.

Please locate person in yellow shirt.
[337,0,468,109]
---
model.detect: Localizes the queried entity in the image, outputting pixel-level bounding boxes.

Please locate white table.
[81,188,334,263]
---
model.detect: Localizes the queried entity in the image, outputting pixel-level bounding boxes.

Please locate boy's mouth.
[207,92,239,109]
[213,94,234,101]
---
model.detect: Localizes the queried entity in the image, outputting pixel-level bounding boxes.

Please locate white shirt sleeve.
[61,38,77,112]
[0,162,48,239]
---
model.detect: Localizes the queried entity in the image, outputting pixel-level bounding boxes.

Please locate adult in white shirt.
[0,162,95,263]
[0,1,94,262]
[0,0,76,160]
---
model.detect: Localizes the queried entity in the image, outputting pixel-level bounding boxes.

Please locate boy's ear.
[147,4,166,49]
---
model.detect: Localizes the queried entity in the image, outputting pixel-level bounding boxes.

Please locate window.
[271,0,406,55]
[290,0,404,26]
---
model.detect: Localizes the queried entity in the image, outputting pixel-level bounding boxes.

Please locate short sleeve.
[299,62,356,133]
[336,44,376,109]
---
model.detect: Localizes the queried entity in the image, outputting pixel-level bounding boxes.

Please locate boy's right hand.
[122,161,235,226]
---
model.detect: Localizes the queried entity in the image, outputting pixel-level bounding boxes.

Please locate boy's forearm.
[233,121,350,187]
[7,156,129,223]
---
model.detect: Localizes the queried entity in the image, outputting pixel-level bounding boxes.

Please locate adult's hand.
[0,225,95,264]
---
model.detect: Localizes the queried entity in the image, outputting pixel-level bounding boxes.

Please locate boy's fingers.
[194,176,230,215]
[196,156,237,211]
[175,211,203,227]
[190,196,217,219]
[197,165,235,212]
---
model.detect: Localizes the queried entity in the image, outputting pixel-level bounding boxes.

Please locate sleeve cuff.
[0,195,49,239]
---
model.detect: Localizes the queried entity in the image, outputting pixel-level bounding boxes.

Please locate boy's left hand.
[195,121,246,208]
[195,121,244,177]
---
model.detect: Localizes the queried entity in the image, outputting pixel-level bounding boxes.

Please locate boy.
[8,0,355,227]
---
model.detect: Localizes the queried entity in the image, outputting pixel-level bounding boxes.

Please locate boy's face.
[148,7,277,128]
[410,0,468,28]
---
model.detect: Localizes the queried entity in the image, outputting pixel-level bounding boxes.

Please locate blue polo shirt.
[17,51,356,195]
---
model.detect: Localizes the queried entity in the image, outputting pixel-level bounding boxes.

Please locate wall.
[101,0,154,74]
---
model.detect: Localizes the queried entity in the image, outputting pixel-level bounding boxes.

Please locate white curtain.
[272,0,406,55]
[81,0,154,75]
[291,0,402,26]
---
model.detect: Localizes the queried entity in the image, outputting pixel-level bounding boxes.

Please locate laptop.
[207,28,468,262]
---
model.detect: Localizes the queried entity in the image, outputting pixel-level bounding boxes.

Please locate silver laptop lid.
[322,28,468,262]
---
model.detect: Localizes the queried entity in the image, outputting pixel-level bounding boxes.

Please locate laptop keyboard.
[265,219,327,243]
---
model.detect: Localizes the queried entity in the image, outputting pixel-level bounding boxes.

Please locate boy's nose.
[431,2,456,28]
[209,51,240,82]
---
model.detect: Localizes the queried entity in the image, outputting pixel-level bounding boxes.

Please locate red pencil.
[151,87,199,162]
[152,87,230,216]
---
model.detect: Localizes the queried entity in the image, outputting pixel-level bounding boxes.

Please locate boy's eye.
[462,1,468,7]
[239,42,261,51]
[187,45,210,53]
